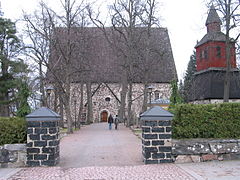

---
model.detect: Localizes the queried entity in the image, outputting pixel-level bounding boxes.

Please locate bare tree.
[23,3,53,107]
[23,2,68,128]
[87,0,140,125]
[50,0,94,133]
[139,0,161,112]
[88,0,164,126]
[108,0,145,126]
[208,0,240,102]
[23,0,92,133]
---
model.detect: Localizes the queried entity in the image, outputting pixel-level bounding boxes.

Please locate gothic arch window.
[154,90,160,100]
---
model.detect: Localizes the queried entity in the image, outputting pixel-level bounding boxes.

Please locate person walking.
[108,114,113,130]
[114,115,119,130]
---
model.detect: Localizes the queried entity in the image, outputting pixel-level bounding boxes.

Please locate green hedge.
[0,117,27,145]
[171,103,240,139]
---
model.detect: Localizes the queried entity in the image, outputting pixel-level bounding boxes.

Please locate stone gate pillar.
[26,107,61,166]
[140,106,173,164]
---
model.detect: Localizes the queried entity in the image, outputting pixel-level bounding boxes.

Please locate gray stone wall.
[26,121,60,166]
[0,144,26,168]
[142,120,173,164]
[68,83,171,123]
[172,139,240,163]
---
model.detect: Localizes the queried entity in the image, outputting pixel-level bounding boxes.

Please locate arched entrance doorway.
[101,111,108,122]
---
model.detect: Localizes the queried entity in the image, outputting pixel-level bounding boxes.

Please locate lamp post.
[147,85,155,108]
[46,85,54,108]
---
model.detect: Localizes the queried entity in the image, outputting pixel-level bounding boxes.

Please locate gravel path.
[58,123,143,168]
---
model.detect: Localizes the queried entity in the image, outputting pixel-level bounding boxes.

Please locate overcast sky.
[1,0,210,80]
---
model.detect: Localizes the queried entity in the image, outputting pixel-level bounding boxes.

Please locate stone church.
[47,27,177,123]
[189,5,240,103]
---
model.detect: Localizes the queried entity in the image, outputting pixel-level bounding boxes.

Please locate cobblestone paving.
[7,164,195,180]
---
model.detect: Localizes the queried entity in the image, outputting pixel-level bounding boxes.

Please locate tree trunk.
[223,1,231,102]
[0,59,10,117]
[127,82,133,126]
[64,100,73,133]
[141,83,148,113]
[53,85,58,112]
[0,93,9,117]
[39,60,46,106]
[55,83,64,128]
[224,46,231,102]
[141,20,151,112]
[65,66,73,133]
[86,82,93,124]
[77,82,84,128]
[59,97,64,128]
[119,75,128,124]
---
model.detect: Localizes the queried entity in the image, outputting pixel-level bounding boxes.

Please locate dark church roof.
[47,27,177,83]
[205,5,222,26]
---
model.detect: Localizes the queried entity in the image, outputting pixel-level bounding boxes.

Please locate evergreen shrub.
[0,117,27,145]
[171,103,240,139]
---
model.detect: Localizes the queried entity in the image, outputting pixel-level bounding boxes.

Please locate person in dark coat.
[108,114,114,130]
[114,115,119,130]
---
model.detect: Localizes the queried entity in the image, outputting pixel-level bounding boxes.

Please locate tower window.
[200,49,208,60]
[216,46,221,58]
[204,49,208,59]
[200,50,204,59]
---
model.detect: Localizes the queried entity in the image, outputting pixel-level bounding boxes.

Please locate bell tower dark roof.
[205,5,222,26]
[205,5,222,33]
[196,5,224,47]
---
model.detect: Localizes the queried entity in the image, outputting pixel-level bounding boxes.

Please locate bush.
[171,103,240,139]
[0,117,27,145]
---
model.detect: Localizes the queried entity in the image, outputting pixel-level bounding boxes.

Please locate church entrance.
[101,111,108,122]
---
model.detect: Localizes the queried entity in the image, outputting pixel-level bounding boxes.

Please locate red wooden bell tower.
[195,5,236,72]
[188,5,240,102]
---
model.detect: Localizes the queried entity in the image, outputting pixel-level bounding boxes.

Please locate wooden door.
[101,111,108,122]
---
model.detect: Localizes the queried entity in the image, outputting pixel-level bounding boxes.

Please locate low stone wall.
[172,139,240,163]
[0,144,26,168]
[2,139,239,167]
